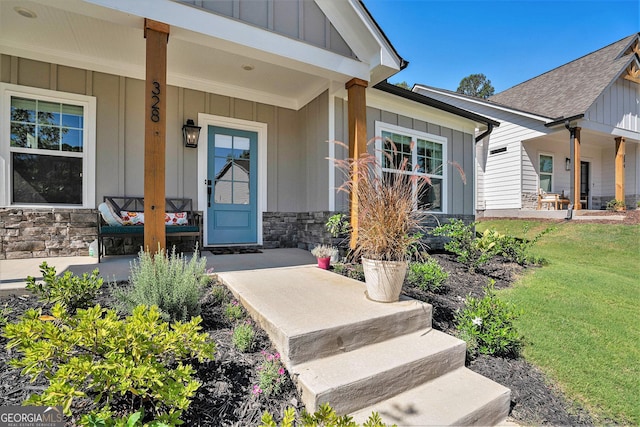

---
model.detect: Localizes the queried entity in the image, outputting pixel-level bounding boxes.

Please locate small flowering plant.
[253,351,287,398]
[455,280,523,359]
[224,300,245,322]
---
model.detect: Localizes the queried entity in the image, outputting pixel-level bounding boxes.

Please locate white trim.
[328,95,336,211]
[197,113,267,246]
[538,152,555,192]
[368,88,479,135]
[0,83,96,208]
[374,121,448,213]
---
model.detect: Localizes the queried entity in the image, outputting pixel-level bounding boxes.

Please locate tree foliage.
[456,73,495,99]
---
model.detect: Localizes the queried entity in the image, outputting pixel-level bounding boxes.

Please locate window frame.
[0,83,96,208]
[374,121,448,213]
[539,153,554,193]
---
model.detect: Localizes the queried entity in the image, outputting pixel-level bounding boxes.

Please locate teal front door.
[207,126,257,244]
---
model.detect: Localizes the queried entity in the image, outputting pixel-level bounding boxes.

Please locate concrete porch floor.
[0,248,317,291]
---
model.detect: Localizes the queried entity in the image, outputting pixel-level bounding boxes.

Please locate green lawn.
[477,219,640,424]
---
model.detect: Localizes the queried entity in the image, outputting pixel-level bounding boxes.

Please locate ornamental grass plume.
[332,137,433,262]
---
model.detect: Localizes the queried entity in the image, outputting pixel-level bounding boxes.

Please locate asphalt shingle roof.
[489,33,640,120]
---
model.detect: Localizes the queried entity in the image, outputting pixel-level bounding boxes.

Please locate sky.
[363,0,639,93]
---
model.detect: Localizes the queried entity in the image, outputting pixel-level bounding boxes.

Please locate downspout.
[475,123,494,143]
[565,120,577,219]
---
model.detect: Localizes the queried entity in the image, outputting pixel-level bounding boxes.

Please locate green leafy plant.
[225,300,245,322]
[253,351,287,398]
[496,226,552,265]
[406,258,448,292]
[260,403,395,427]
[4,303,215,422]
[26,262,102,312]
[456,281,523,359]
[326,213,350,237]
[81,408,171,427]
[0,303,11,328]
[115,246,208,322]
[432,220,499,271]
[232,321,256,352]
[606,199,626,211]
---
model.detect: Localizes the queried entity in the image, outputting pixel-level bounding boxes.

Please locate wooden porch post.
[144,19,169,253]
[345,78,368,249]
[615,137,625,202]
[570,127,582,210]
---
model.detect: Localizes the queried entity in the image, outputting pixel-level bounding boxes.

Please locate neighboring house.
[0,0,495,259]
[415,33,640,214]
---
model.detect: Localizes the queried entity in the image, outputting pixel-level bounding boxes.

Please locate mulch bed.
[0,248,609,425]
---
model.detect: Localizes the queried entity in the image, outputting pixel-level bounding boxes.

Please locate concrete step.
[220,265,432,366]
[292,328,466,414]
[350,367,511,426]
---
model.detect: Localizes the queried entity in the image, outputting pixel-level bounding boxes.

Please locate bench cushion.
[101,225,200,234]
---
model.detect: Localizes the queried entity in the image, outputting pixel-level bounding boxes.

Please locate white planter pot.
[361,257,408,303]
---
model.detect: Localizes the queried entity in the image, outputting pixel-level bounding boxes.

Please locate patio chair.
[537,189,559,210]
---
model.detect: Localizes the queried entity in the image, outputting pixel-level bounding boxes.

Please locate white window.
[375,122,447,212]
[539,154,553,192]
[0,84,96,208]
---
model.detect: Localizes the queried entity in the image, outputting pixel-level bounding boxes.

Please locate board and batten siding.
[176,0,354,59]
[332,97,475,216]
[1,55,314,213]
[585,78,639,132]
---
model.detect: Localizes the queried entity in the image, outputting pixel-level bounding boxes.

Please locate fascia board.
[414,85,552,123]
[83,0,370,80]
[367,89,480,136]
[315,0,402,73]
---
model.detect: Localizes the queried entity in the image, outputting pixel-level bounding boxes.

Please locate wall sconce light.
[182,119,201,148]
[565,157,571,171]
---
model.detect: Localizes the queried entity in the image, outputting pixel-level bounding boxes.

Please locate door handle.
[207,180,212,207]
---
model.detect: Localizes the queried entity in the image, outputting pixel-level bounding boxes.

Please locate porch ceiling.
[0,0,365,109]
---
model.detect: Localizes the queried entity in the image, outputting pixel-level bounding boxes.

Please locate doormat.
[206,247,263,255]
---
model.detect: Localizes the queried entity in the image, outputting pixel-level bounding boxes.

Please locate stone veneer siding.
[0,208,97,260]
[262,211,475,253]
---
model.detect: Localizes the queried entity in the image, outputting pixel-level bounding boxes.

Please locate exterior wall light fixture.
[182,119,201,148]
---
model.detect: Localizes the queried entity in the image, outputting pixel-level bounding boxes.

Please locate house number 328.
[150,81,160,122]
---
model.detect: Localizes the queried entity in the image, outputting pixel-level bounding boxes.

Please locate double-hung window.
[539,154,553,192]
[375,122,447,212]
[0,84,96,208]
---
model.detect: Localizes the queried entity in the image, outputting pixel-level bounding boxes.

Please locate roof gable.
[489,33,640,120]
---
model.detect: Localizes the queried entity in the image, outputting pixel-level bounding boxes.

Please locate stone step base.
[293,328,465,414]
[351,367,511,426]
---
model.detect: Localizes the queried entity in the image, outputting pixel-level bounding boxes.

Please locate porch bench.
[97,196,202,262]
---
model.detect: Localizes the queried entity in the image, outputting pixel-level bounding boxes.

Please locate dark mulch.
[0,251,599,426]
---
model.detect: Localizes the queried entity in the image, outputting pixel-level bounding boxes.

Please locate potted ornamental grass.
[333,138,434,302]
[311,244,338,270]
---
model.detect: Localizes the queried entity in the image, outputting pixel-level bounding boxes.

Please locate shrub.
[606,199,626,211]
[406,258,448,292]
[225,300,245,322]
[432,220,499,271]
[233,321,256,352]
[496,226,552,265]
[254,351,287,398]
[4,304,215,423]
[455,281,523,358]
[260,403,394,427]
[26,262,102,313]
[0,303,11,328]
[115,246,208,322]
[326,213,350,237]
